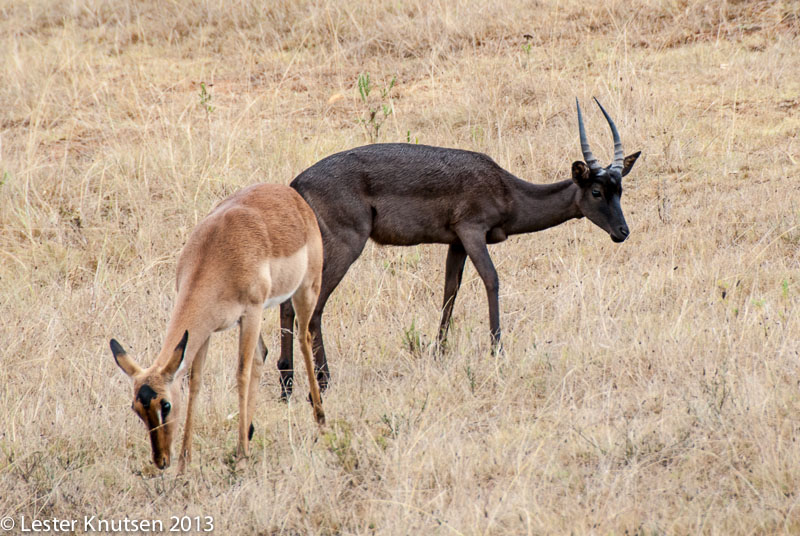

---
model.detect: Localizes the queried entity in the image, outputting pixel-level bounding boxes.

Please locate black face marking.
[137,384,158,409]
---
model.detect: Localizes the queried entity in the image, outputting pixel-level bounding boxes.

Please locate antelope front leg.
[456,227,503,354]
[236,310,261,458]
[178,336,210,473]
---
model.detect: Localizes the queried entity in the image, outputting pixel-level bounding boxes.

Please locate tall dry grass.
[1,0,799,533]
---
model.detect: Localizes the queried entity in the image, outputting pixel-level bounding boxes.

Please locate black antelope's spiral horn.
[593,97,624,174]
[576,98,602,172]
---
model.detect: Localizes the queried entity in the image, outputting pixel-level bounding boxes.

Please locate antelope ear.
[571,161,591,186]
[110,339,142,377]
[621,151,641,177]
[160,330,189,380]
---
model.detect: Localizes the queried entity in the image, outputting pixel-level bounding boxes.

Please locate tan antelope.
[109,183,325,472]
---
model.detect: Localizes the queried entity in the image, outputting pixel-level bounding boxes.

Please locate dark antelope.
[278,98,640,398]
[109,184,325,471]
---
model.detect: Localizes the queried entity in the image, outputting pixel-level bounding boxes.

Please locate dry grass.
[1,0,800,533]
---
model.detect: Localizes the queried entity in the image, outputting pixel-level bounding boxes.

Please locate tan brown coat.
[110,183,325,472]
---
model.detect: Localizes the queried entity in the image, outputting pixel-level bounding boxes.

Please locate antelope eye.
[160,400,171,417]
[591,189,602,198]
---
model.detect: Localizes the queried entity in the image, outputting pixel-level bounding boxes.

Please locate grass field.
[1,0,799,533]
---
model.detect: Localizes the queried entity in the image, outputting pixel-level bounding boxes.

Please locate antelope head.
[572,98,641,243]
[109,331,188,469]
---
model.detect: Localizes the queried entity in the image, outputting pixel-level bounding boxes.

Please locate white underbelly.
[263,289,296,309]
[259,246,307,309]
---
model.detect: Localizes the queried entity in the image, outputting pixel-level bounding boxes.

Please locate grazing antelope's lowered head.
[109,331,189,469]
[572,98,641,243]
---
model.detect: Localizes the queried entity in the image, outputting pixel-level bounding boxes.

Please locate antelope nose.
[611,226,629,243]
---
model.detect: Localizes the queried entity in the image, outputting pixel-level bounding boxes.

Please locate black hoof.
[248,423,255,441]
[491,340,504,356]
[316,371,330,392]
[279,376,294,401]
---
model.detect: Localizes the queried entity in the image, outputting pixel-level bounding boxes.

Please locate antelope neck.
[506,178,581,235]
